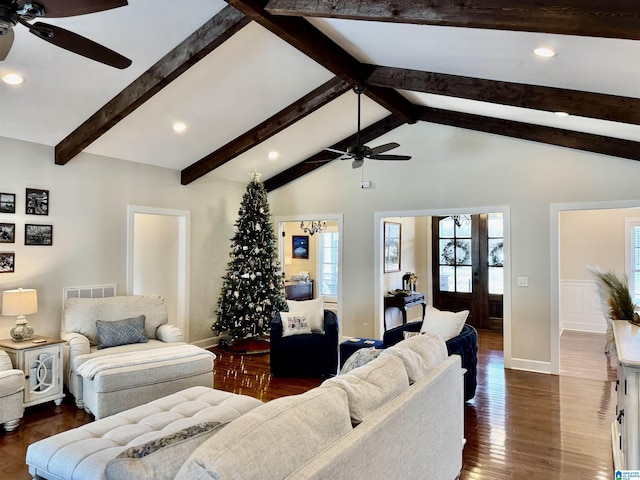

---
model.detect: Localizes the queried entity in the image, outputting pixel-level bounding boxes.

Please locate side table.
[383,293,427,331]
[0,336,65,407]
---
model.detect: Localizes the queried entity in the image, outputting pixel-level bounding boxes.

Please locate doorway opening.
[126,205,190,341]
[275,214,343,330]
[552,201,640,375]
[375,207,511,367]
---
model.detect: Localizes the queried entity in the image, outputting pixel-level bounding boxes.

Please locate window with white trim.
[626,218,640,304]
[318,230,339,300]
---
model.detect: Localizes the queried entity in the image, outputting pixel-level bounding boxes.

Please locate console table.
[285,281,314,301]
[612,320,640,470]
[383,293,427,331]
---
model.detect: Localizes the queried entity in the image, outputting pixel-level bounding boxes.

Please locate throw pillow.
[287,297,324,333]
[96,315,148,350]
[105,421,228,480]
[419,305,469,341]
[280,311,312,337]
[340,347,383,374]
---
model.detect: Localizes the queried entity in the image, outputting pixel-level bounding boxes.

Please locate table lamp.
[2,288,37,342]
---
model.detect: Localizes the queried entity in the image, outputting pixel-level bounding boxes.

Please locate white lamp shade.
[2,288,38,316]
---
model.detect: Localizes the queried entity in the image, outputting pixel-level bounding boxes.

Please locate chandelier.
[450,214,470,228]
[300,220,327,236]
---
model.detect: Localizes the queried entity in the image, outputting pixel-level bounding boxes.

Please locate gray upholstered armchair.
[0,349,25,431]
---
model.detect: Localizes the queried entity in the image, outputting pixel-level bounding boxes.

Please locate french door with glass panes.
[431,214,504,331]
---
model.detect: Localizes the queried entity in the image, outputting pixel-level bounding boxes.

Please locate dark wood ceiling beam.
[226,0,420,124]
[420,108,640,162]
[181,77,351,184]
[265,0,640,40]
[267,106,640,191]
[367,66,640,125]
[55,6,250,166]
[264,115,406,191]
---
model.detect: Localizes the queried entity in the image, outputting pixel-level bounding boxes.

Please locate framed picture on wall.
[384,221,401,273]
[292,235,309,259]
[0,193,15,213]
[26,188,49,215]
[25,224,53,246]
[0,223,15,243]
[0,252,14,273]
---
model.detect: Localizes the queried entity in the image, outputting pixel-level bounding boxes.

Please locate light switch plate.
[517,277,529,287]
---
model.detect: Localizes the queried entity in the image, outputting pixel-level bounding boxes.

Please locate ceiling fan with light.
[0,0,131,69]
[321,85,412,169]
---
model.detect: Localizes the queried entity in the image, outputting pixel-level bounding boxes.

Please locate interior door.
[431,214,504,331]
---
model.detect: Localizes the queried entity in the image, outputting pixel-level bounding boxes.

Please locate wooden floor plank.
[0,329,616,479]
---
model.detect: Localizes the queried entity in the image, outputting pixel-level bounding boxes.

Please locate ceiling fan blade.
[369,154,412,161]
[323,147,348,155]
[0,30,14,61]
[29,22,131,69]
[370,142,400,155]
[24,0,128,18]
[352,159,364,169]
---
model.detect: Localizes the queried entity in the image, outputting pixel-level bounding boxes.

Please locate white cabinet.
[0,336,65,407]
[612,321,640,470]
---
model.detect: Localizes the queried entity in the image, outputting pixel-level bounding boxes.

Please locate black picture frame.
[25,224,53,246]
[0,252,14,273]
[384,221,401,273]
[0,193,15,213]
[26,188,49,215]
[0,223,15,243]
[292,235,309,259]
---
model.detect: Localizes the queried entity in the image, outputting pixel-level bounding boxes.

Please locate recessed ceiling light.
[268,151,279,160]
[533,47,556,58]
[554,111,569,117]
[2,72,25,85]
[172,122,186,133]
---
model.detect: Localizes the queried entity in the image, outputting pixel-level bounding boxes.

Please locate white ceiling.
[1,0,639,184]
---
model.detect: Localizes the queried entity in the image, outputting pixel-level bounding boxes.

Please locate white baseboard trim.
[191,336,220,350]
[560,322,606,334]
[508,357,552,374]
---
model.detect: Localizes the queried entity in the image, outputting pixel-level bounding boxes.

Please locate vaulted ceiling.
[2,0,639,191]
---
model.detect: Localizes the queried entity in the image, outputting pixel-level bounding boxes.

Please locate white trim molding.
[559,279,606,333]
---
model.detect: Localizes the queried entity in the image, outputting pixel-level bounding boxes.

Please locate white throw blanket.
[77,344,210,380]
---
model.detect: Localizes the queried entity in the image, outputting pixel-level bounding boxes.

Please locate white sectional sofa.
[61,295,215,418]
[27,333,464,480]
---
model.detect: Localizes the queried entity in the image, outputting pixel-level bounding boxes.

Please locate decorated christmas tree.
[212,172,287,344]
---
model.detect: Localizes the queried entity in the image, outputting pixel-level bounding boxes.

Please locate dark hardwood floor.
[0,330,616,480]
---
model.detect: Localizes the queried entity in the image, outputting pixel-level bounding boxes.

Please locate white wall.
[267,121,640,371]
[0,136,246,345]
[133,213,179,324]
[558,208,639,333]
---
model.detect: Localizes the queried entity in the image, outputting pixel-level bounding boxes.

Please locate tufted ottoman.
[26,386,263,480]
